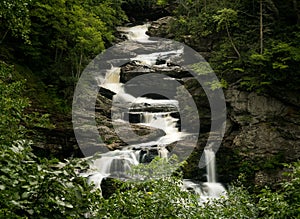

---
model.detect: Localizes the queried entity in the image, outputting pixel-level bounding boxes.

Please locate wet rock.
[99,87,116,100]
[129,102,178,113]
[120,61,191,83]
[147,16,176,38]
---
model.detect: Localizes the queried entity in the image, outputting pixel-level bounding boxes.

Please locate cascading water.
[202,148,227,201]
[102,66,122,93]
[118,24,151,42]
[182,149,226,203]
[85,23,226,202]
[91,150,140,175]
[205,149,216,183]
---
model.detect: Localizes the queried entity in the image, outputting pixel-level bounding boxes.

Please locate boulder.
[147,16,176,38]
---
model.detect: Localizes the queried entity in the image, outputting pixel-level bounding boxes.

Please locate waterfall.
[140,111,182,145]
[84,150,140,189]
[158,147,169,159]
[117,24,151,42]
[204,149,216,183]
[197,148,227,202]
[141,112,179,135]
[90,150,140,175]
[84,22,226,203]
[101,66,123,94]
[105,66,120,84]
[142,112,154,124]
[182,180,227,203]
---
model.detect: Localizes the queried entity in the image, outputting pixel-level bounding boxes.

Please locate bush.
[0,61,101,218]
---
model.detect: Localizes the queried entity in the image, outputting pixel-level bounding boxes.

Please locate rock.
[129,102,178,113]
[269,87,300,108]
[232,123,289,157]
[99,87,116,100]
[220,86,300,187]
[31,115,81,159]
[147,16,176,38]
[147,16,215,58]
[120,61,191,83]
[225,88,288,125]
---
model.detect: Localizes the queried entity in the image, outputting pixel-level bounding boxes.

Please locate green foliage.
[167,0,300,92]
[1,0,128,108]
[27,0,127,76]
[0,62,56,145]
[95,161,300,219]
[0,62,30,146]
[256,162,300,219]
[97,176,198,218]
[280,162,300,217]
[240,40,300,91]
[170,9,215,40]
[0,61,100,218]
[0,0,32,42]
[213,8,239,32]
[0,140,100,218]
[156,0,169,6]
[129,155,184,180]
[206,79,228,90]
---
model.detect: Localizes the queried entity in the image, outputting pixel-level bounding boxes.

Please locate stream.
[80,23,226,202]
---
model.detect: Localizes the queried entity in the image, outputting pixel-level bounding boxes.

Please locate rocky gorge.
[33,16,300,189]
[91,17,300,188]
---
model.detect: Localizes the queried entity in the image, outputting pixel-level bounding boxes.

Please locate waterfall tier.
[82,23,225,203]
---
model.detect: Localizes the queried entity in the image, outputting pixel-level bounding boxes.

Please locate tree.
[0,61,101,218]
[0,0,32,43]
[260,0,263,54]
[213,8,241,59]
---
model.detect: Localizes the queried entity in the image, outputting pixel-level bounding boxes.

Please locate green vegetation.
[97,160,299,218]
[1,0,127,110]
[0,61,99,218]
[0,0,300,218]
[167,0,300,93]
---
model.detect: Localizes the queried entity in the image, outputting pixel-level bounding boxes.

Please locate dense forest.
[0,0,299,218]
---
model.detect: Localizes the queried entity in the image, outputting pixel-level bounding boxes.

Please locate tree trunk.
[225,22,241,59]
[260,0,263,54]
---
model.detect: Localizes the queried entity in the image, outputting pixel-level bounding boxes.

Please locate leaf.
[233,68,244,72]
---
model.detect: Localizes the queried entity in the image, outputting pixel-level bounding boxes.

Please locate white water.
[86,23,226,202]
[158,147,169,159]
[205,149,216,183]
[101,66,123,93]
[140,112,183,145]
[182,147,227,203]
[135,97,179,108]
[117,24,152,42]
[183,148,227,202]
[131,48,184,66]
[182,180,226,203]
[91,150,140,175]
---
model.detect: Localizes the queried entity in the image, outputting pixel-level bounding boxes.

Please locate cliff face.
[222,87,300,185]
[147,17,300,186]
